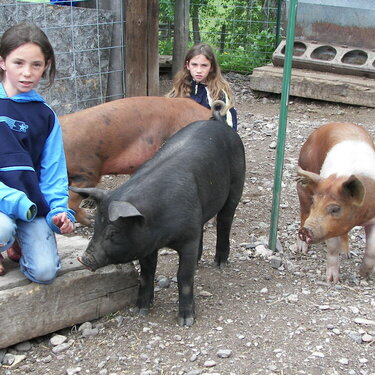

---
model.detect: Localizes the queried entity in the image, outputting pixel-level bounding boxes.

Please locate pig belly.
[101,145,160,175]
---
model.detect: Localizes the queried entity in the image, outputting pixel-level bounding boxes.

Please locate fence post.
[125,0,159,96]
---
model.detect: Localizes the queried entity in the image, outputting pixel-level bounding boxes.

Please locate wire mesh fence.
[160,0,281,74]
[0,0,281,115]
[0,0,125,115]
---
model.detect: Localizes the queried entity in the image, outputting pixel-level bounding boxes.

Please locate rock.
[50,334,68,346]
[203,360,216,367]
[81,328,99,338]
[14,341,31,352]
[361,333,374,343]
[78,322,93,332]
[354,318,375,326]
[217,349,232,358]
[270,255,282,269]
[52,339,74,354]
[66,368,82,375]
[255,245,273,259]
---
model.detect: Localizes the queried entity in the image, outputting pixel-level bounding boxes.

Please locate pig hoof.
[77,257,95,272]
[359,264,373,279]
[138,307,149,317]
[178,316,194,327]
[214,257,229,269]
[326,272,340,284]
[131,306,150,317]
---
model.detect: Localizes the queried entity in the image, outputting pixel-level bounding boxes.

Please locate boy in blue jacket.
[0,23,75,282]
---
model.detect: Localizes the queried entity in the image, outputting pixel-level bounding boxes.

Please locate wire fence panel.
[159,0,280,73]
[0,1,280,115]
[0,0,125,115]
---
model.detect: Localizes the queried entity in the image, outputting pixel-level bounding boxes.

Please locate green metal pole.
[268,0,298,251]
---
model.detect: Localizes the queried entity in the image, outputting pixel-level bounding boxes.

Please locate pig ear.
[108,201,144,222]
[296,166,321,186]
[342,175,365,206]
[69,186,106,202]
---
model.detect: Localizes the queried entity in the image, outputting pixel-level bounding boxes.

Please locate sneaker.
[7,241,22,262]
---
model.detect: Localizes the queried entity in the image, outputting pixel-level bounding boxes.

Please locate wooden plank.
[0,236,138,349]
[172,0,190,78]
[249,65,375,108]
[147,0,160,95]
[125,0,148,96]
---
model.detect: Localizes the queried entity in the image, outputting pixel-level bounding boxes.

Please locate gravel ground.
[1,74,375,375]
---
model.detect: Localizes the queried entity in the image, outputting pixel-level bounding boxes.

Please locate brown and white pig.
[60,97,211,225]
[296,122,375,283]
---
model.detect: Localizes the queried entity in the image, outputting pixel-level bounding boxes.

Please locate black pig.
[71,113,245,326]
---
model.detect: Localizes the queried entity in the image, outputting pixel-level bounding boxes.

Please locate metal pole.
[268,0,298,251]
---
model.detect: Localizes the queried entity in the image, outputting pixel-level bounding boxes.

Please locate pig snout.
[298,227,314,245]
[77,253,99,272]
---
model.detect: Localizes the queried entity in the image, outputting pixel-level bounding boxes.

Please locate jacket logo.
[0,116,29,133]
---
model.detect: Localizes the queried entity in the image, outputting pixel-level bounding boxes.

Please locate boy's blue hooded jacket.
[0,83,75,233]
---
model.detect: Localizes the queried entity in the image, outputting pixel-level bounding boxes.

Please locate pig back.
[299,122,375,173]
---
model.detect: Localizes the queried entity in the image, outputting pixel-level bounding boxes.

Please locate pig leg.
[197,230,203,262]
[68,190,93,226]
[214,195,240,267]
[0,253,5,275]
[297,184,313,253]
[325,234,349,283]
[136,250,158,316]
[177,242,199,326]
[69,172,101,226]
[360,225,375,278]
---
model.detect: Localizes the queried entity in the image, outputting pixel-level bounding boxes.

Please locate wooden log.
[0,236,138,349]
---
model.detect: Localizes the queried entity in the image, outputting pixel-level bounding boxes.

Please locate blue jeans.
[0,212,61,284]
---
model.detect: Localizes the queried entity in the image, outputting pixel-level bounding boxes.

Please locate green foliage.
[159,0,278,73]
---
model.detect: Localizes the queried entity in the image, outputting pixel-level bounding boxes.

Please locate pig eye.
[327,204,341,216]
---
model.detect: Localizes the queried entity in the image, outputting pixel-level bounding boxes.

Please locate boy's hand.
[52,212,75,234]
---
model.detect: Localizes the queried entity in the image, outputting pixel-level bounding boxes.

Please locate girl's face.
[0,42,48,97]
[186,54,212,83]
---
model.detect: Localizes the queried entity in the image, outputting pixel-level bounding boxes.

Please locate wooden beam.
[125,0,159,96]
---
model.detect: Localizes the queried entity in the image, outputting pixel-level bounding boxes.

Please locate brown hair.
[166,43,235,106]
[0,22,56,88]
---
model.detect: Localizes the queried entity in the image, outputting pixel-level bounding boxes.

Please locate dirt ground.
[2,74,375,375]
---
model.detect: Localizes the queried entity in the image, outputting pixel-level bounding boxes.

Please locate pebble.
[66,367,82,375]
[78,322,93,331]
[217,349,232,358]
[199,290,213,297]
[52,339,74,354]
[186,370,201,375]
[354,317,375,326]
[50,334,68,346]
[270,255,282,269]
[338,358,349,365]
[157,276,170,288]
[14,341,32,352]
[81,327,99,338]
[361,333,374,343]
[203,360,216,367]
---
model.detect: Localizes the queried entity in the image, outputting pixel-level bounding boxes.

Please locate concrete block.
[273,40,375,79]
[0,235,138,349]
